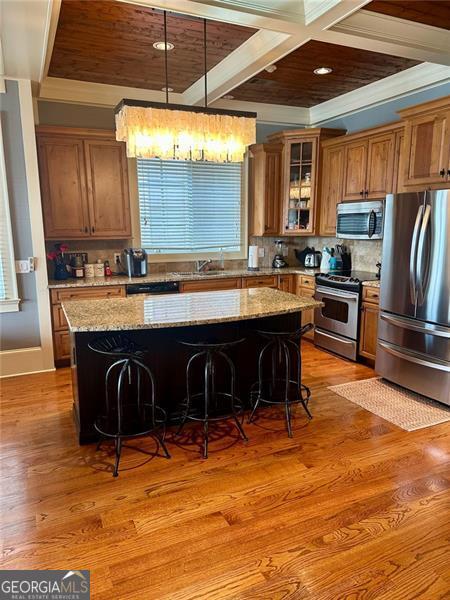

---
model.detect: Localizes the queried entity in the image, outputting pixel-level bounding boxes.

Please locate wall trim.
[16,78,54,373]
[0,347,55,378]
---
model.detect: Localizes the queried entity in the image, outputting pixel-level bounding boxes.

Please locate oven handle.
[315,329,355,345]
[315,286,359,301]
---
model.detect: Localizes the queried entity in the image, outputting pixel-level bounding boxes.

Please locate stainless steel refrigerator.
[376,190,450,405]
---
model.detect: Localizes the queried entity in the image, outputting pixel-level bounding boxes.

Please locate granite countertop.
[62,287,323,333]
[48,267,320,289]
[362,280,381,288]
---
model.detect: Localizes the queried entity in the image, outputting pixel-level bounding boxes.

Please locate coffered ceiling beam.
[183,0,369,105]
[310,62,450,124]
[322,10,450,66]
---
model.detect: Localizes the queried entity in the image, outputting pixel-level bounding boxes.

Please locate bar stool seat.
[248,324,313,437]
[177,338,248,458]
[89,334,170,476]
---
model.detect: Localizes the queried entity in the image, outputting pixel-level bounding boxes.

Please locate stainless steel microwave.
[336,200,384,239]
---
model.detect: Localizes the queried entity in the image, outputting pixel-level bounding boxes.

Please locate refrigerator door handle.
[380,313,450,338]
[378,341,450,372]
[415,204,431,306]
[409,205,424,305]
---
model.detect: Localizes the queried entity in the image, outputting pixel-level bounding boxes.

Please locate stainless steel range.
[314,271,379,361]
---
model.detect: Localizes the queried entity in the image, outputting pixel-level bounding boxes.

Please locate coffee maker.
[123,248,147,277]
[272,240,288,269]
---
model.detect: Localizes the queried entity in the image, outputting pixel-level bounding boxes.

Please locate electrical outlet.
[282,246,288,257]
[258,247,265,258]
[114,253,121,264]
[28,257,35,272]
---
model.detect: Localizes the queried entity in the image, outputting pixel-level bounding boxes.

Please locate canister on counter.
[94,260,105,277]
[84,263,95,278]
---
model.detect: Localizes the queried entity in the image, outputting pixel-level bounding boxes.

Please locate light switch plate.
[15,260,30,273]
[258,247,265,257]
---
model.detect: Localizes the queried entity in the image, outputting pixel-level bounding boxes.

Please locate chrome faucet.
[196,259,212,272]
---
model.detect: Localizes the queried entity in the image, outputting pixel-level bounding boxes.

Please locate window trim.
[133,156,248,263]
[0,116,20,313]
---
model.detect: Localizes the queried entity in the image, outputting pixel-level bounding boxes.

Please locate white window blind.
[137,159,242,255]
[0,119,19,312]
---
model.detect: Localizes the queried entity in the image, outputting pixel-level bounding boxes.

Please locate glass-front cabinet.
[284,138,316,234]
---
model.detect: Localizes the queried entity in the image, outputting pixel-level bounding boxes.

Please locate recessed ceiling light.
[222,94,234,100]
[162,86,173,92]
[314,67,332,75]
[153,41,174,51]
[265,64,277,73]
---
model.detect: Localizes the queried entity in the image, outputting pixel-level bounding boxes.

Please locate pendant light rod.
[203,18,207,108]
[164,11,169,104]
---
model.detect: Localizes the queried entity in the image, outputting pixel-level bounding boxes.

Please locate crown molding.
[310,63,450,125]
[38,77,185,107]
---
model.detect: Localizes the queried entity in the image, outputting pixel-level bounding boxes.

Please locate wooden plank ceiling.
[48,0,256,92]
[230,40,419,107]
[365,1,450,30]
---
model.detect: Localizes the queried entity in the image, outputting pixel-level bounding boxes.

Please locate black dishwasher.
[126,281,180,295]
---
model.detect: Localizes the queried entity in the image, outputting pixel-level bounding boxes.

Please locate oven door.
[314,285,360,340]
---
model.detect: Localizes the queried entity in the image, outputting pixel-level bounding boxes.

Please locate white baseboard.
[0,346,55,378]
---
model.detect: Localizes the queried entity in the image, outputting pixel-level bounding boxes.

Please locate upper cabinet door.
[84,140,131,238]
[263,146,282,235]
[343,140,368,201]
[38,137,90,239]
[366,133,395,198]
[319,145,344,236]
[403,111,449,186]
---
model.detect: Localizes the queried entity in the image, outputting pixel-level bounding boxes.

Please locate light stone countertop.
[62,287,323,333]
[48,267,320,289]
[362,280,381,288]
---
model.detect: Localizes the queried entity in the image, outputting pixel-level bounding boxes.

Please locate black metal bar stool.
[177,338,248,458]
[88,334,170,477]
[248,323,313,438]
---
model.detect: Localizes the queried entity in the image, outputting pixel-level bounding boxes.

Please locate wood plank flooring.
[1,342,449,599]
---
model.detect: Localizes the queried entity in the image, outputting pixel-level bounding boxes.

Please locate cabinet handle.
[359,190,364,196]
[91,226,95,234]
[439,169,445,177]
[447,169,450,177]
[84,226,88,233]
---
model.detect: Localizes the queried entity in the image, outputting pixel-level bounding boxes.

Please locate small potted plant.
[47,243,69,280]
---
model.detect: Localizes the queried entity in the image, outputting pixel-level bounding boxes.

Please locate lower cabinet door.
[54,330,71,361]
[278,274,294,293]
[359,302,379,360]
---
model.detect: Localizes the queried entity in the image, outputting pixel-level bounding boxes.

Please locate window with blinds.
[136,159,243,255]
[0,121,19,312]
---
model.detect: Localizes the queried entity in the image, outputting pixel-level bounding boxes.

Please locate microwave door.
[380,192,425,319]
[415,189,450,327]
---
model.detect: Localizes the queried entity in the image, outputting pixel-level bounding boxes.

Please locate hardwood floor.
[1,342,449,599]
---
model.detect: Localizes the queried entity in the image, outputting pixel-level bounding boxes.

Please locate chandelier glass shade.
[115,101,256,162]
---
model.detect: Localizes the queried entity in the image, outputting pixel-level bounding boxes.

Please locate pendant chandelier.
[115,12,256,163]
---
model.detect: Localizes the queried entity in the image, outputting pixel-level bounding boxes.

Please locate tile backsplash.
[46,236,381,278]
[249,236,382,272]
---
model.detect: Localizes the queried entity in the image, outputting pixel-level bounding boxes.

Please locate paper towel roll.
[248,245,259,271]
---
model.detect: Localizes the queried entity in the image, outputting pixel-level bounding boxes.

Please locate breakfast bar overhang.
[62,287,322,444]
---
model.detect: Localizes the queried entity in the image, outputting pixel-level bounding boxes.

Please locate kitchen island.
[63,287,322,443]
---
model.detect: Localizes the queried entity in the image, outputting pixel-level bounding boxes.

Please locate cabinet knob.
[439,169,445,177]
[84,226,88,233]
[359,190,364,196]
[91,226,95,234]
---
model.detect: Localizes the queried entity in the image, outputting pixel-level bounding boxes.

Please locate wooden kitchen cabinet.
[248,143,282,236]
[84,139,131,238]
[37,126,131,240]
[319,145,344,235]
[37,137,91,239]
[50,285,126,365]
[398,97,450,188]
[242,275,278,289]
[295,274,316,340]
[266,128,345,236]
[342,131,395,201]
[278,274,294,293]
[179,278,241,293]
[359,285,380,362]
[343,139,368,201]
